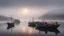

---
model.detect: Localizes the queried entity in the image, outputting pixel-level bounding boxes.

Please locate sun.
[24,9,28,12]
[21,8,29,15]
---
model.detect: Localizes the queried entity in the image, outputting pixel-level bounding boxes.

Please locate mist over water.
[0,20,64,36]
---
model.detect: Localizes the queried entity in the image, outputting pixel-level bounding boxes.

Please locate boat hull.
[7,23,15,29]
[36,24,60,29]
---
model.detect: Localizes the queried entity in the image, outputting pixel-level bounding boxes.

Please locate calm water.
[0,21,64,36]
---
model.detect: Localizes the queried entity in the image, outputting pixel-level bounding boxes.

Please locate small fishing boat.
[28,17,60,29]
[28,21,60,29]
[28,21,44,27]
[28,17,37,27]
[7,17,15,29]
[7,22,14,29]
[28,22,36,27]
[36,24,60,29]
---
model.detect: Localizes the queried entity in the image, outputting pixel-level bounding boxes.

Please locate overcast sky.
[0,0,64,20]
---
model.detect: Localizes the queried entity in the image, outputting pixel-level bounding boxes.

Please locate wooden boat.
[28,22,60,29]
[36,24,60,29]
[28,21,44,27]
[7,22,14,29]
[7,17,15,29]
[28,17,60,29]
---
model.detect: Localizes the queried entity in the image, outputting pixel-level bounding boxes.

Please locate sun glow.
[24,9,28,12]
[21,8,29,15]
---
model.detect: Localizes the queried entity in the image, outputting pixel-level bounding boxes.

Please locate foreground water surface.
[0,21,64,36]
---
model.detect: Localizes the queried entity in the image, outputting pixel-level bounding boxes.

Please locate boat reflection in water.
[28,24,60,35]
[28,22,60,35]
[36,27,60,35]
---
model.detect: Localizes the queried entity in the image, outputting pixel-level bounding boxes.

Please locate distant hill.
[0,15,13,21]
[39,8,64,20]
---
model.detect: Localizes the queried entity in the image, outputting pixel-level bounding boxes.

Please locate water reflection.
[36,27,60,35]
[22,26,26,32]
[28,24,60,35]
[20,26,34,34]
[3,22,62,36]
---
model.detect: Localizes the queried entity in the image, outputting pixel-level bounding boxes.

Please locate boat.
[28,22,36,27]
[36,24,60,29]
[28,17,60,29]
[28,21,44,27]
[28,21,60,29]
[28,17,37,27]
[7,17,15,29]
[7,22,14,29]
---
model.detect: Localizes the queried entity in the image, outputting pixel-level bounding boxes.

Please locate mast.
[32,17,34,22]
[11,16,12,22]
[44,15,45,21]
[42,15,45,22]
[11,15,13,23]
